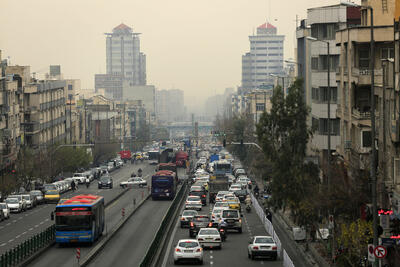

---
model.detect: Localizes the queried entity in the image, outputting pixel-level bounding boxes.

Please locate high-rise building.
[241,23,285,93]
[155,89,184,124]
[96,23,147,99]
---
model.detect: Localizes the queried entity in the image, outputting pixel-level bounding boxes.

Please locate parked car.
[30,190,44,204]
[248,236,277,260]
[173,239,203,265]
[189,215,211,238]
[8,195,27,211]
[21,194,34,209]
[98,176,113,189]
[5,197,23,213]
[0,203,10,219]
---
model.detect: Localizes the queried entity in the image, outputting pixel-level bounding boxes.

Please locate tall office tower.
[105,23,146,86]
[241,22,285,93]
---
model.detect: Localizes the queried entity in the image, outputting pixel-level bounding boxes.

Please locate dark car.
[189,189,207,206]
[98,176,113,189]
[189,215,211,237]
[234,189,248,203]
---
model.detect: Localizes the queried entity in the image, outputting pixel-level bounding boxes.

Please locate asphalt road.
[28,168,186,267]
[162,196,283,267]
[0,161,153,254]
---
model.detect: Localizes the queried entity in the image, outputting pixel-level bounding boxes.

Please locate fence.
[0,224,55,267]
[251,193,295,267]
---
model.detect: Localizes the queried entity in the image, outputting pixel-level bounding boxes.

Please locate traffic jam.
[172,148,278,265]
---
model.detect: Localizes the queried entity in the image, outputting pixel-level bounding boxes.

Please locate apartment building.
[245,89,273,125]
[336,0,395,207]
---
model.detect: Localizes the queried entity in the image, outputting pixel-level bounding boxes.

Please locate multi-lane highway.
[161,197,283,266]
[0,161,152,255]
[28,168,186,267]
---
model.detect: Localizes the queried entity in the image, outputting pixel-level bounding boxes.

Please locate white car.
[213,201,229,211]
[237,176,251,187]
[215,191,230,202]
[180,210,198,228]
[5,198,22,213]
[185,196,202,211]
[196,228,222,249]
[120,177,147,188]
[73,173,86,184]
[229,183,243,192]
[173,239,203,265]
[248,236,278,260]
[0,203,10,219]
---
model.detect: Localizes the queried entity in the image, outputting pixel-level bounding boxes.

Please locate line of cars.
[0,190,45,220]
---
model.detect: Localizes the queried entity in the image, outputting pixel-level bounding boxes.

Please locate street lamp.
[306,36,332,188]
[284,60,302,77]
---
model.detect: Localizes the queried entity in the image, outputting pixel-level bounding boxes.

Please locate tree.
[256,79,319,225]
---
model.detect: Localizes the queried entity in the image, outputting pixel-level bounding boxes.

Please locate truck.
[208,174,229,203]
[175,151,189,167]
[119,150,132,162]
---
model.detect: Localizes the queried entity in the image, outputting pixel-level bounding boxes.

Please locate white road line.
[6,223,10,226]
[210,261,214,265]
[40,221,44,225]
[22,231,27,235]
[161,209,182,267]
[210,256,214,259]
[0,243,6,247]
[29,228,33,231]
[25,214,29,217]
[34,225,39,228]
[12,220,16,223]
[16,235,21,239]
[8,239,14,243]
[45,218,49,221]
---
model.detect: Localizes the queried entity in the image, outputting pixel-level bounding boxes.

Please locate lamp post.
[306,36,331,188]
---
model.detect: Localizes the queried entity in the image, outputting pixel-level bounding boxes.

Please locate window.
[68,85,73,90]
[359,49,370,68]
[362,130,372,148]
[256,103,265,111]
[311,57,319,70]
[381,48,394,60]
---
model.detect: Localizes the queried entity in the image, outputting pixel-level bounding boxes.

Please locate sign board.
[374,245,387,259]
[368,244,375,262]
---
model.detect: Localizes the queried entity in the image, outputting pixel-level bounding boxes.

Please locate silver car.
[196,228,222,249]
[173,239,203,265]
[248,236,278,260]
[0,203,10,219]
[5,198,22,213]
[30,190,44,204]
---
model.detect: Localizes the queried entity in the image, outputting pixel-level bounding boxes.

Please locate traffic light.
[223,139,226,147]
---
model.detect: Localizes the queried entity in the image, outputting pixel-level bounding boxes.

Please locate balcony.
[352,108,371,120]
[351,68,383,85]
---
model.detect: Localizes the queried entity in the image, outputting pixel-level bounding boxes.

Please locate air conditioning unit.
[344,140,352,150]
[392,120,400,143]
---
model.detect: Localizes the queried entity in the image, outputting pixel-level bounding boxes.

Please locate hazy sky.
[0,0,360,110]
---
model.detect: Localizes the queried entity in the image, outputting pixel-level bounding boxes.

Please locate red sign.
[56,211,92,216]
[374,245,387,258]
[76,248,81,259]
[378,209,393,215]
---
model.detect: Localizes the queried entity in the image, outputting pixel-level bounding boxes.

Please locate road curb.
[17,187,130,267]
[79,192,151,267]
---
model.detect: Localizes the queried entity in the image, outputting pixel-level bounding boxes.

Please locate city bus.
[151,170,177,200]
[213,159,232,176]
[53,194,105,244]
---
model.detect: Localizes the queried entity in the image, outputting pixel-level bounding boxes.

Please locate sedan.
[120,177,147,188]
[197,228,222,249]
[5,198,22,213]
[185,196,202,211]
[0,203,10,219]
[173,239,203,265]
[180,210,198,228]
[248,236,278,260]
[98,176,113,189]
[189,215,211,238]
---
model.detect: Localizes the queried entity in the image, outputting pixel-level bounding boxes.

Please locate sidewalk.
[251,173,330,267]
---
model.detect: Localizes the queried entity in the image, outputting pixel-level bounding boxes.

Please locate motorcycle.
[246,204,251,213]
[219,228,227,241]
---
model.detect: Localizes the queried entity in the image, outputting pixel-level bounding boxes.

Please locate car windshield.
[31,191,42,195]
[199,229,219,235]
[46,191,59,195]
[222,210,239,218]
[255,237,274,244]
[0,203,6,209]
[187,197,200,201]
[214,202,228,208]
[178,241,199,248]
[183,211,197,216]
[6,198,18,203]
[100,177,110,182]
[194,216,209,222]
[22,195,30,200]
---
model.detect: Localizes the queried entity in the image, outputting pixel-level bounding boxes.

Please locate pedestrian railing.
[0,224,55,267]
[251,193,295,267]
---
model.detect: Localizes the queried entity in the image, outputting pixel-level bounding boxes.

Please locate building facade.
[241,23,285,93]
[156,89,185,124]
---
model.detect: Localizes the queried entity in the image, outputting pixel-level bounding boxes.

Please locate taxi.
[226,197,241,210]
[44,190,60,203]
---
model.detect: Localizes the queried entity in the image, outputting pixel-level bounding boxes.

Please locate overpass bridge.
[163,121,214,137]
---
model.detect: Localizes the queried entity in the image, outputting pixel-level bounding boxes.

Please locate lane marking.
[34,225,39,228]
[210,256,213,259]
[6,223,10,226]
[40,221,44,225]
[16,235,21,239]
[210,261,214,265]
[45,218,49,221]
[22,231,27,235]
[0,243,5,247]
[29,228,33,231]
[12,220,16,223]
[8,239,14,243]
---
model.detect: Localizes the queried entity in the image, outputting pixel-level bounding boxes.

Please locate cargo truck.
[209,174,229,203]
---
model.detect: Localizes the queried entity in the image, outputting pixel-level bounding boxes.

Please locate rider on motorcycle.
[245,195,252,211]
[85,176,90,188]
[138,168,143,177]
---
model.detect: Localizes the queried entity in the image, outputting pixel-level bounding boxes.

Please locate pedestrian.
[71,180,76,191]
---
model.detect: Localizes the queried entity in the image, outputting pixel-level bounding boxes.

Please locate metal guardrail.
[140,182,187,267]
[0,224,55,267]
